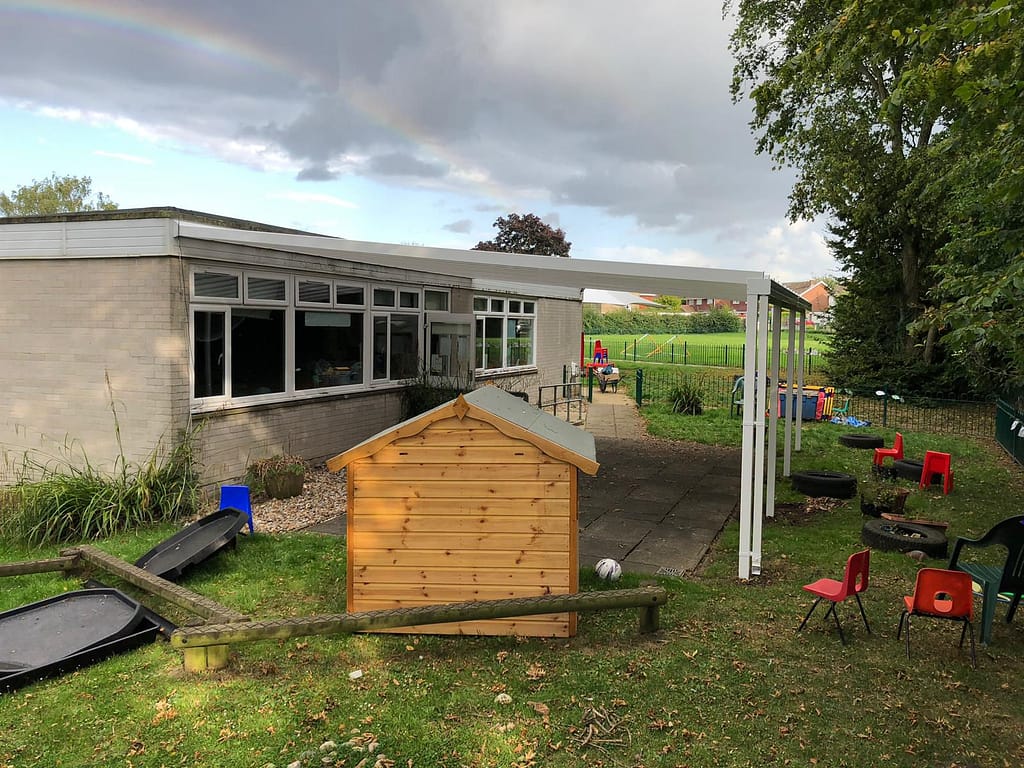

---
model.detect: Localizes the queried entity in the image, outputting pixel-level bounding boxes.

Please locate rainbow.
[4,0,517,206]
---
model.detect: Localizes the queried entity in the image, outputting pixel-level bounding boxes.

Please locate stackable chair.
[873,432,904,468]
[798,549,872,645]
[920,450,954,494]
[220,484,254,534]
[897,568,976,668]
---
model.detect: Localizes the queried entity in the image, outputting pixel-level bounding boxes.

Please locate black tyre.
[838,433,885,449]
[860,518,948,558]
[893,458,942,485]
[791,470,858,499]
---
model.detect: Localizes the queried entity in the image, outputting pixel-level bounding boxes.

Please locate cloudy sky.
[0,0,835,281]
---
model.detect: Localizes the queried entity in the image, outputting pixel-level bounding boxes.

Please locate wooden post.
[172,587,668,650]
[62,544,249,624]
[0,555,80,577]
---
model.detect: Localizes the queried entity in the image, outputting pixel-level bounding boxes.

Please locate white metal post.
[766,304,782,519]
[751,294,770,576]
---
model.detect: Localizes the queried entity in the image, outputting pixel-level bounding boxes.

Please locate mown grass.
[2,419,1023,767]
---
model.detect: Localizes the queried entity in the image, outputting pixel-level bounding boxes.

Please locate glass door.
[425,313,473,383]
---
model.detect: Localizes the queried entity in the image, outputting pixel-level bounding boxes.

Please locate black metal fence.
[629,367,995,438]
[586,338,822,377]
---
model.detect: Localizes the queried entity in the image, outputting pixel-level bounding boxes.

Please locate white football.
[594,558,622,582]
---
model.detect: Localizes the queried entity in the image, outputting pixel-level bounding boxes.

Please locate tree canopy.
[0,174,118,216]
[728,0,1023,396]
[472,213,571,257]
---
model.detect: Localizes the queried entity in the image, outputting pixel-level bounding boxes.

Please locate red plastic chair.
[873,432,904,467]
[920,450,954,494]
[897,568,976,668]
[797,549,871,644]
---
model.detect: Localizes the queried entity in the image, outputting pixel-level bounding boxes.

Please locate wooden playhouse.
[326,386,599,637]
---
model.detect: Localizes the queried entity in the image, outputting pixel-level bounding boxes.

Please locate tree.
[0,173,118,216]
[890,2,1024,392]
[728,1,968,394]
[473,213,571,257]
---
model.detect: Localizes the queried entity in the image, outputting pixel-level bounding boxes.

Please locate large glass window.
[193,311,225,397]
[373,313,420,380]
[231,309,286,396]
[474,295,536,371]
[295,311,364,389]
[190,267,429,404]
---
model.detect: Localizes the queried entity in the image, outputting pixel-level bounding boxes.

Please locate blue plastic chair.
[220,485,254,533]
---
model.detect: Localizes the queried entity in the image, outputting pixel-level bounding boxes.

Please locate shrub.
[667,375,708,415]
[244,454,307,499]
[399,368,475,419]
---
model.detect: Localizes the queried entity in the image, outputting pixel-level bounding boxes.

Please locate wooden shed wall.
[347,414,578,636]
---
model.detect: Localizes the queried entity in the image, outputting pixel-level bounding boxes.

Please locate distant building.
[783,280,841,326]
[582,289,661,314]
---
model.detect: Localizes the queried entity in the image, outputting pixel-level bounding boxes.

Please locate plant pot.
[264,471,304,499]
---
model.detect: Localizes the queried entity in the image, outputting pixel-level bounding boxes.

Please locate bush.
[667,375,708,415]
[399,368,475,420]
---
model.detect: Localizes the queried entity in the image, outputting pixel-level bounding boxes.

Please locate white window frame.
[191,267,241,304]
[189,267,434,409]
[473,294,538,374]
[244,271,290,306]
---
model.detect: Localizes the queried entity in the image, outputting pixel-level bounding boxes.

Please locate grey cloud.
[0,1,801,243]
[368,153,448,178]
[296,165,337,181]
[443,219,473,234]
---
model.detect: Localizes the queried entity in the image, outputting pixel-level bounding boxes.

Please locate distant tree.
[473,213,571,257]
[656,295,683,311]
[0,173,118,216]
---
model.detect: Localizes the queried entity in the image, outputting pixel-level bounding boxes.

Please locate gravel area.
[249,466,346,534]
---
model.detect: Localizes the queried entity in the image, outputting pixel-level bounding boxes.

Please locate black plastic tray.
[133,507,248,580]
[0,587,172,692]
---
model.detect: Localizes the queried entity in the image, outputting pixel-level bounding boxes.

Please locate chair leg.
[898,612,912,659]
[960,619,977,668]
[798,597,822,632]
[1006,593,1020,623]
[824,601,846,645]
[979,583,998,645]
[854,593,871,634]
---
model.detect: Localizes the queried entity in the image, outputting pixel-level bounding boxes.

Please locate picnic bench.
[947,514,1024,644]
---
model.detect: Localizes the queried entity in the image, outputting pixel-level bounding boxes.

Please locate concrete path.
[578,389,741,576]
[306,388,741,578]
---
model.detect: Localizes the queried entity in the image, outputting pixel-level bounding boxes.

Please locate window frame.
[472,294,538,375]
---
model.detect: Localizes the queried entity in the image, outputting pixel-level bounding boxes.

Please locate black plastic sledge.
[133,507,248,580]
[0,587,170,692]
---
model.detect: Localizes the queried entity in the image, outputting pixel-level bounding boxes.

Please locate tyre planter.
[861,518,948,558]
[791,470,858,499]
[838,433,885,449]
[893,458,943,485]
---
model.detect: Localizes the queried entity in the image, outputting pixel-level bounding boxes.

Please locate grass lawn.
[2,416,1023,767]
[588,331,834,353]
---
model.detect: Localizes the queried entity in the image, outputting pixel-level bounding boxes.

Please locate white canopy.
[177,221,810,580]
[582,289,661,308]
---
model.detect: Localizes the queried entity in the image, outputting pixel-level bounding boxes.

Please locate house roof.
[326,386,599,475]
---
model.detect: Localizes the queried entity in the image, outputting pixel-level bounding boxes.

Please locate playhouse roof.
[326,386,599,475]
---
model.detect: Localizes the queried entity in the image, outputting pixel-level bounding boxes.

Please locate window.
[424,289,449,311]
[473,294,536,371]
[194,270,239,301]
[373,313,419,380]
[190,266,427,404]
[295,311,364,389]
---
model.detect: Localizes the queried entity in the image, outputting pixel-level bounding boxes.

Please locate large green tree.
[0,173,118,216]
[892,1,1024,393]
[728,1,968,394]
[473,213,571,257]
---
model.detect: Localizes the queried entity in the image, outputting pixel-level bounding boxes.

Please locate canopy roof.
[176,221,809,310]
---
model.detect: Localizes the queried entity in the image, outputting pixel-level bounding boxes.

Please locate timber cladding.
[328,387,598,637]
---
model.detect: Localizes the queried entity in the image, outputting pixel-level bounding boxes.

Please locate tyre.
[860,518,948,558]
[791,470,858,499]
[838,433,885,449]
[893,458,942,485]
